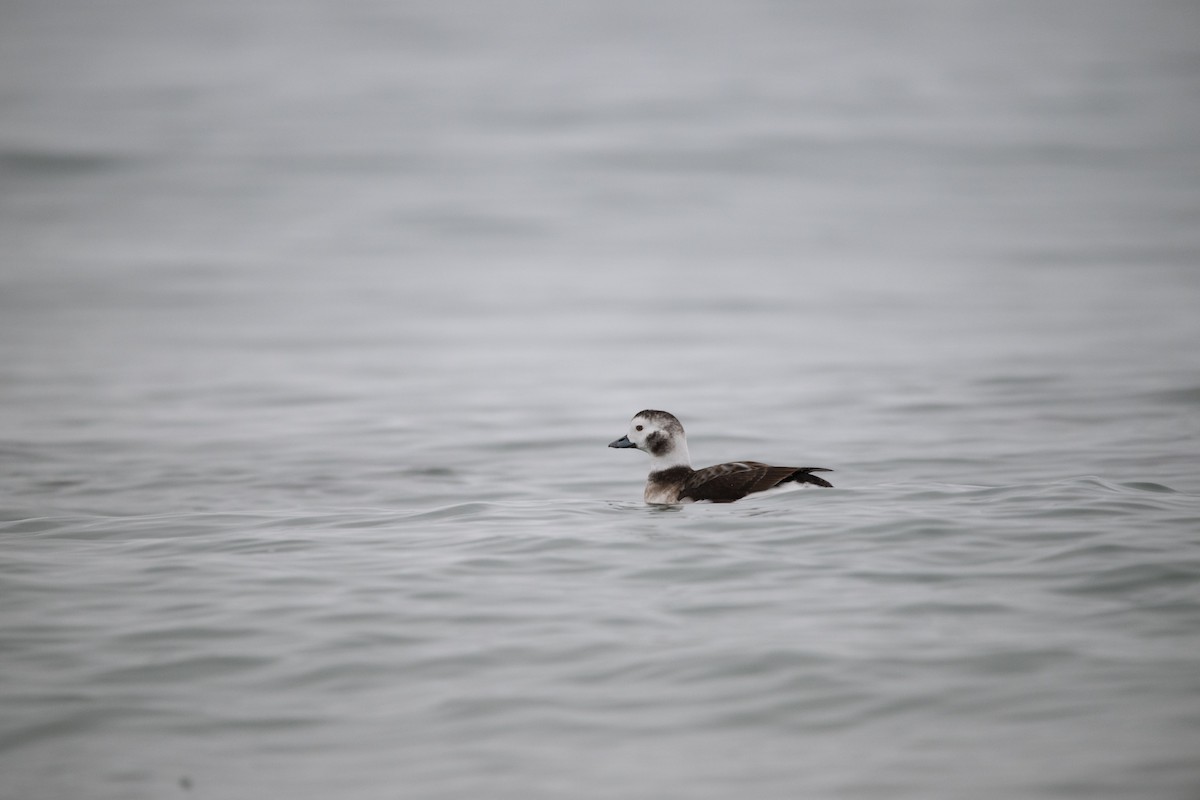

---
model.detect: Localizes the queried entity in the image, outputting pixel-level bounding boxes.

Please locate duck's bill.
[608,436,637,448]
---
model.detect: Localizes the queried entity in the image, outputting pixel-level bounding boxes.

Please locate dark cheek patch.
[646,431,672,456]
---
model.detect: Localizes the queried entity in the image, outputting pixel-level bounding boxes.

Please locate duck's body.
[609,410,833,504]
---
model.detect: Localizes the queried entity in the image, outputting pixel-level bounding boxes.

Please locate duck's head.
[608,409,689,463]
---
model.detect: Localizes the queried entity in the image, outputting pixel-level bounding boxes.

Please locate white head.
[608,409,692,469]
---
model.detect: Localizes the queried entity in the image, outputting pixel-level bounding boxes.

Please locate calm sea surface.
[3,1,1200,798]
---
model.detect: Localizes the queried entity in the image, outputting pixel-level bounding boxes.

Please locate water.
[3,1,1200,798]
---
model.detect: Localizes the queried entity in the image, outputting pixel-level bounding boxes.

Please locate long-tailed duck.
[609,409,833,504]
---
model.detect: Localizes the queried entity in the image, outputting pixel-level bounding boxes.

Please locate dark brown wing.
[679,461,832,503]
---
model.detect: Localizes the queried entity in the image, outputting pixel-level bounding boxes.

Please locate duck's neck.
[648,440,692,472]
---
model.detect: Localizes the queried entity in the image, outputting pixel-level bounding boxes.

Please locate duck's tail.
[785,468,833,488]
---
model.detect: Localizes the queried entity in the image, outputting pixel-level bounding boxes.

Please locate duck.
[609,409,833,504]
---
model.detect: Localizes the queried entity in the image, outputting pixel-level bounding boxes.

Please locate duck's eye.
[635,425,643,431]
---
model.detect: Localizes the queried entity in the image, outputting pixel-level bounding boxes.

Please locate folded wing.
[680,461,833,503]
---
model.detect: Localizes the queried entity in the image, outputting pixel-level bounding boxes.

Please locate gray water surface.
[3,2,1200,798]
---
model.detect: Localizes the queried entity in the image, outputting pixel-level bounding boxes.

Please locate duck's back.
[647,461,832,504]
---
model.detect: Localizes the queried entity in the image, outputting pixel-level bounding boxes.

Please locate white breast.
[644,483,687,505]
